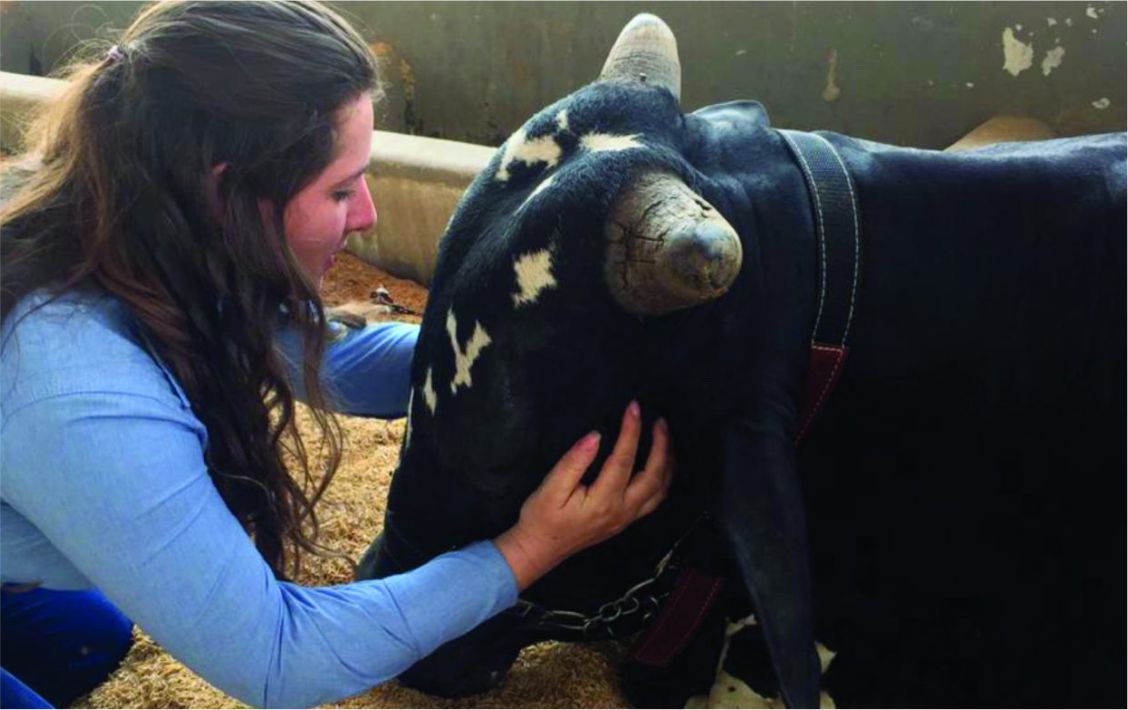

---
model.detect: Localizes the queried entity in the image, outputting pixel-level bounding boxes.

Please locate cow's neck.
[652,128,821,438]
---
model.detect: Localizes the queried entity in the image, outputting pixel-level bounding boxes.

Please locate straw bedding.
[80,252,630,709]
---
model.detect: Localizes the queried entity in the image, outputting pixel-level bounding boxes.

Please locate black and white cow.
[357,14,1126,708]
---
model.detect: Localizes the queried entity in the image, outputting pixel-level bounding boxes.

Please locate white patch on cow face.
[422,367,437,415]
[580,132,642,154]
[495,127,561,182]
[520,174,555,210]
[446,308,493,394]
[816,643,836,674]
[511,249,556,307]
[555,109,569,132]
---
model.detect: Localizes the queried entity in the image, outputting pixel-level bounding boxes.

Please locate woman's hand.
[493,400,674,590]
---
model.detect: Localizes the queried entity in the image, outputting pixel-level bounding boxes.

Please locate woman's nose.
[346,175,377,233]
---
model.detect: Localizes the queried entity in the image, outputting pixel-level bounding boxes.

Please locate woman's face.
[283,92,377,287]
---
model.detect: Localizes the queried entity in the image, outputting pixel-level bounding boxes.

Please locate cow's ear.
[713,418,821,708]
[690,100,772,131]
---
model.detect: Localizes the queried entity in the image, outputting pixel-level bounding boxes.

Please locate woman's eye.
[333,189,356,203]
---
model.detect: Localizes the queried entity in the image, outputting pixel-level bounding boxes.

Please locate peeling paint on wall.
[1086,6,1099,19]
[1092,97,1111,109]
[822,48,841,102]
[400,58,417,132]
[1047,17,1058,26]
[1042,46,1066,76]
[1002,27,1034,76]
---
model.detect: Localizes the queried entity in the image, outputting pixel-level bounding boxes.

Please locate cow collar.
[507,514,711,642]
[776,129,862,443]
[623,131,867,674]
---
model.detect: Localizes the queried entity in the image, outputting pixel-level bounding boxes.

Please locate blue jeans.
[1,587,133,708]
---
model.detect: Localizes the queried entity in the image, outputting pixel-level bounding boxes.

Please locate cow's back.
[798,133,1125,706]
[832,132,1124,405]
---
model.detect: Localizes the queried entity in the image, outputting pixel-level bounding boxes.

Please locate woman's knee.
[0,587,133,706]
[51,590,133,704]
[78,590,134,657]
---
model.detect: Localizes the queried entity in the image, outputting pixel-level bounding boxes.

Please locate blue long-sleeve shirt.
[0,290,518,708]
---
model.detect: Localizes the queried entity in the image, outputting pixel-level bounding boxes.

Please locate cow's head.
[358,14,818,706]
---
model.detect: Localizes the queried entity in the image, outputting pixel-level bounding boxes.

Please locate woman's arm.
[2,389,512,708]
[276,320,418,418]
[2,389,672,708]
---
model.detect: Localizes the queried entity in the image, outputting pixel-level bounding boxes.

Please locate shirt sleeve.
[276,321,419,418]
[1,389,517,708]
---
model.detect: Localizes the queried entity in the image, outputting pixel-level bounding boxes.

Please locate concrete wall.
[2,3,1122,285]
[2,2,1124,148]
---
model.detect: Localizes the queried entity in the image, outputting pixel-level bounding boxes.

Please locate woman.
[0,2,673,707]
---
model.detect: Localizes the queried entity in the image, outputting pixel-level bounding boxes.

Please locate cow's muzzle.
[356,531,528,698]
[397,614,526,698]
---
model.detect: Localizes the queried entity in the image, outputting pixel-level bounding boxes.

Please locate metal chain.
[513,515,705,639]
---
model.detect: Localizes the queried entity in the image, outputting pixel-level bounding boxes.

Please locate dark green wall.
[2,1,1124,148]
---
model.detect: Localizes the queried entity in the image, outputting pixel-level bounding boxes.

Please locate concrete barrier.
[351,130,491,286]
[0,70,492,286]
[944,115,1056,152]
[0,70,61,150]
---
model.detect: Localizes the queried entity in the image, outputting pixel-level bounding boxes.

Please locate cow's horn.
[605,172,742,316]
[599,14,681,102]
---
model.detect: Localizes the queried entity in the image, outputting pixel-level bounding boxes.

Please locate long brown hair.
[0,0,380,578]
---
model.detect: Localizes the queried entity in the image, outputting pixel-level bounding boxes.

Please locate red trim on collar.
[795,343,849,444]
[629,568,725,667]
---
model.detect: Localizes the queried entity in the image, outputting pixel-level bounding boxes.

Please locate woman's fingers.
[590,400,642,499]
[626,418,673,513]
[540,431,601,504]
[636,459,674,518]
[544,402,672,522]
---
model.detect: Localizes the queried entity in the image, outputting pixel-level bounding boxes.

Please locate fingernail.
[657,417,668,433]
[627,400,640,419]
[582,431,601,452]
